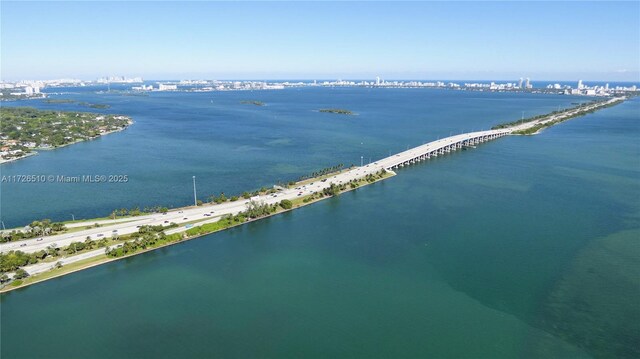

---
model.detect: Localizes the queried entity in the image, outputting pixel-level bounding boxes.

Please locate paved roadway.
[3,128,518,257]
[1,163,388,255]
[6,98,623,268]
[6,97,626,278]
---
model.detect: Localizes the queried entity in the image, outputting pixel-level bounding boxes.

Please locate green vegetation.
[0,107,131,161]
[83,103,111,109]
[44,99,75,104]
[14,268,29,279]
[0,223,180,274]
[0,89,45,101]
[319,108,354,115]
[240,100,265,106]
[300,170,388,204]
[208,186,278,204]
[0,219,67,242]
[109,206,169,219]
[297,164,345,182]
[1,167,394,289]
[0,251,39,272]
[511,99,625,135]
[279,199,293,210]
[492,98,622,131]
[105,229,182,258]
[44,99,111,109]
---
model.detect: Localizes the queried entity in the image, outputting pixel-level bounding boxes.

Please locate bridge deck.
[377,129,511,170]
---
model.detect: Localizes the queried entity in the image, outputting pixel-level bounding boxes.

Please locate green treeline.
[1,219,67,243]
[240,100,265,106]
[1,168,389,283]
[298,164,345,182]
[0,107,130,148]
[319,108,353,115]
[491,98,620,130]
[511,99,624,135]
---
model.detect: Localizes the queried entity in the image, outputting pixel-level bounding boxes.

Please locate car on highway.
[164,220,169,223]
[37,238,43,241]
[20,243,27,247]
[97,234,104,237]
[183,217,188,220]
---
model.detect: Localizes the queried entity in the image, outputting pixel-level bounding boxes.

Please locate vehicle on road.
[36,238,43,241]
[97,234,104,237]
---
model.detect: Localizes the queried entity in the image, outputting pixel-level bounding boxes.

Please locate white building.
[158,83,177,91]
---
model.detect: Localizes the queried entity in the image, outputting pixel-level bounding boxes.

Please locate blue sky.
[1,1,639,81]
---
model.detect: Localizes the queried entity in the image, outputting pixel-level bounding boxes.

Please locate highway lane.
[5,124,565,256]
[1,163,388,255]
[2,129,510,256]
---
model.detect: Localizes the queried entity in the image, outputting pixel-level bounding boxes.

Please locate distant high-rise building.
[518,77,523,88]
[376,76,380,85]
[525,78,531,89]
[578,80,584,89]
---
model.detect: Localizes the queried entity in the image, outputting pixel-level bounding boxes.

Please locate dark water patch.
[540,229,640,358]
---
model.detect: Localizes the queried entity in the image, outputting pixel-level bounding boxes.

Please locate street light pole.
[192,176,197,206]
[71,214,75,221]
[360,156,363,167]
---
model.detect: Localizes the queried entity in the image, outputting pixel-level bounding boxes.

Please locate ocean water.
[1,88,638,358]
[0,87,590,227]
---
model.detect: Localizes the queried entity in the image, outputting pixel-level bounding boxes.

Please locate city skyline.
[1,1,639,81]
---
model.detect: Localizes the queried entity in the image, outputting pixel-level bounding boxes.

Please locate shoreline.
[0,96,627,293]
[0,121,133,165]
[0,171,395,293]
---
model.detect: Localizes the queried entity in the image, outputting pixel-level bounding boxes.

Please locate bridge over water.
[377,129,512,170]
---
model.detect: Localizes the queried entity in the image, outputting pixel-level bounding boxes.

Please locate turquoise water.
[0,87,590,227]
[1,88,638,358]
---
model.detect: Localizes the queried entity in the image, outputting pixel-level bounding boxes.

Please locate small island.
[240,100,265,106]
[44,99,111,109]
[44,99,75,104]
[319,108,354,115]
[0,107,132,163]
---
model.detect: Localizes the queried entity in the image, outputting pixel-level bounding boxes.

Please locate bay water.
[1,87,638,358]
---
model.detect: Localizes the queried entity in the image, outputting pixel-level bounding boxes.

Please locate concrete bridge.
[377,129,512,170]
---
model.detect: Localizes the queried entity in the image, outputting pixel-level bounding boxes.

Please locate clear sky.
[1,1,639,81]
